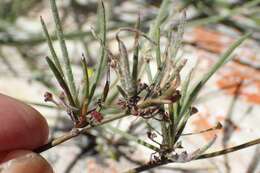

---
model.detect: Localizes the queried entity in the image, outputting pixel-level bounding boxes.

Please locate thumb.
[0,150,53,173]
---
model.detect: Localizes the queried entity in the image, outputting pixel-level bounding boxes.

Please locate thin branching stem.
[34,112,129,153]
[124,138,260,173]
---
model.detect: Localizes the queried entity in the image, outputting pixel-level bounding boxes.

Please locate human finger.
[0,94,49,152]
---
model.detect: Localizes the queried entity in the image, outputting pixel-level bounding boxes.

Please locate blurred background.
[0,0,259,172]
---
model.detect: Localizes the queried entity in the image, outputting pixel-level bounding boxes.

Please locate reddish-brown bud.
[91,111,104,122]
[44,92,53,102]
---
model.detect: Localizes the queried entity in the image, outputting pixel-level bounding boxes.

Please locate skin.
[0,94,53,173]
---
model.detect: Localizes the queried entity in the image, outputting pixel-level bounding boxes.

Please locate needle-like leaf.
[49,0,78,105]
[45,56,75,106]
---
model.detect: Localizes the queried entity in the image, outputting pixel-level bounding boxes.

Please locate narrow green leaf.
[180,68,195,104]
[49,0,78,105]
[182,122,222,136]
[155,27,161,67]
[24,101,58,109]
[145,120,162,136]
[80,55,90,115]
[197,138,260,160]
[149,0,169,39]
[106,125,160,152]
[145,61,153,83]
[116,85,128,99]
[166,59,187,84]
[45,56,75,106]
[191,135,217,160]
[102,67,110,102]
[106,90,119,105]
[180,33,251,117]
[170,12,185,62]
[132,46,139,95]
[132,16,140,96]
[144,62,166,99]
[40,16,64,77]
[168,103,174,148]
[173,33,251,144]
[116,34,133,95]
[186,0,260,27]
[89,0,107,101]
